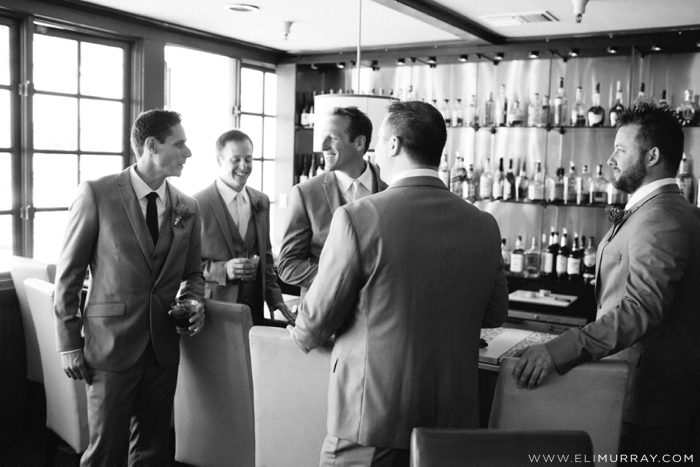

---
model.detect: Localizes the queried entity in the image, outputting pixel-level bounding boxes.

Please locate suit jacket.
[547,184,700,426]
[54,168,205,372]
[193,183,283,320]
[291,176,509,449]
[278,163,387,297]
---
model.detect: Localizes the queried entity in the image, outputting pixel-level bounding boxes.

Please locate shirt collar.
[130,165,167,202]
[390,168,440,186]
[334,162,373,194]
[216,178,248,205]
[625,178,677,210]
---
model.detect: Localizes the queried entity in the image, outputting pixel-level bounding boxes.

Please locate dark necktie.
[146,192,159,245]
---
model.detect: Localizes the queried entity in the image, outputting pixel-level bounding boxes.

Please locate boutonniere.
[605,205,631,226]
[253,198,267,212]
[173,198,194,226]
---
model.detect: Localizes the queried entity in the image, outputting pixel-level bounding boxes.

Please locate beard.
[613,153,647,194]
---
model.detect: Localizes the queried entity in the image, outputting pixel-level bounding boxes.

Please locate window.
[0,21,13,272]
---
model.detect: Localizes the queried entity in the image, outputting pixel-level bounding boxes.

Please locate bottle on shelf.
[504,159,516,201]
[501,238,511,273]
[515,161,529,201]
[564,161,577,204]
[590,164,609,205]
[567,232,583,281]
[507,96,524,127]
[466,95,477,127]
[676,153,693,202]
[677,90,699,126]
[547,167,565,203]
[539,232,549,276]
[300,93,310,127]
[571,86,586,127]
[316,154,326,175]
[299,153,311,183]
[555,228,570,280]
[510,236,525,277]
[587,82,605,127]
[552,77,568,127]
[493,157,505,200]
[309,152,317,177]
[479,158,494,201]
[438,154,450,188]
[464,164,478,202]
[496,84,508,127]
[538,94,550,128]
[609,81,625,127]
[483,92,495,127]
[527,93,540,127]
[657,89,670,108]
[441,99,451,127]
[633,82,647,107]
[524,236,540,278]
[308,91,316,127]
[527,160,545,202]
[582,236,596,285]
[450,152,466,197]
[452,98,464,127]
[607,175,628,205]
[544,229,559,279]
[577,164,592,205]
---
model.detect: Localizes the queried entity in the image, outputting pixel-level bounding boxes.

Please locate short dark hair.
[617,103,684,175]
[216,129,253,155]
[332,106,372,154]
[131,109,182,157]
[385,101,446,167]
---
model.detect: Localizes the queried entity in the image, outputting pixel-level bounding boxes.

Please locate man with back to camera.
[289,101,509,465]
[193,129,295,326]
[514,103,700,458]
[278,106,388,298]
[54,109,206,465]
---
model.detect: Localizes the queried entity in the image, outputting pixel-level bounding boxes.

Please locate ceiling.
[76,0,700,56]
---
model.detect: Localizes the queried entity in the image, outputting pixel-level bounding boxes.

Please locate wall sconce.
[495,52,504,61]
[529,51,539,59]
[607,46,618,54]
[337,62,346,69]
[397,58,405,65]
[651,45,661,52]
[427,57,437,65]
[569,48,580,57]
[459,55,468,62]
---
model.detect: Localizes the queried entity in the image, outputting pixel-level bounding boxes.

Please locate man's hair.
[331,106,373,154]
[385,101,447,167]
[617,103,684,175]
[130,109,182,157]
[216,129,253,155]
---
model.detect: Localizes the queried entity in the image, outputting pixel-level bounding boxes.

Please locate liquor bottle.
[590,164,609,205]
[609,81,625,127]
[552,77,568,127]
[657,89,670,108]
[545,229,560,279]
[525,236,540,278]
[515,161,529,201]
[438,154,450,188]
[452,98,464,127]
[483,92,495,127]
[556,228,570,280]
[467,95,477,127]
[539,232,549,276]
[676,153,693,202]
[450,153,466,197]
[308,90,316,127]
[309,152,317,177]
[577,164,592,205]
[527,93,540,127]
[564,161,577,204]
[501,238,511,273]
[633,82,647,107]
[496,84,508,127]
[299,153,311,183]
[528,160,545,202]
[442,99,451,127]
[587,82,605,127]
[567,232,583,281]
[493,157,505,200]
[582,236,596,285]
[300,93,310,127]
[464,164,478,202]
[547,167,565,203]
[503,159,516,201]
[507,97,524,127]
[479,158,494,201]
[538,95,550,128]
[316,154,326,175]
[677,90,699,126]
[571,86,586,127]
[510,236,525,277]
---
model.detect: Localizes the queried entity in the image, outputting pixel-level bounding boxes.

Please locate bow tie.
[605,205,631,225]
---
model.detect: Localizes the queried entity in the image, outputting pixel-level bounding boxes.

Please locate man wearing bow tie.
[514,104,700,457]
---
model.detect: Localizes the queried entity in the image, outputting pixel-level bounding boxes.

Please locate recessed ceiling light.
[459,55,468,62]
[651,45,661,52]
[337,62,345,69]
[397,58,405,65]
[427,56,437,64]
[607,46,618,54]
[570,48,580,57]
[224,4,260,12]
[495,52,504,60]
[529,51,539,59]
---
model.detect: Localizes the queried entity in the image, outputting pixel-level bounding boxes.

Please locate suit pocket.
[85,302,126,317]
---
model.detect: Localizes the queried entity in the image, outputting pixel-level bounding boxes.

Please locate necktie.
[230,194,247,239]
[146,192,159,245]
[352,180,362,202]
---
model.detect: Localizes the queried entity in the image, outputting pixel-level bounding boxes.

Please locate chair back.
[410,428,593,467]
[174,300,255,467]
[11,256,56,383]
[249,326,332,467]
[24,278,88,454]
[489,357,630,467]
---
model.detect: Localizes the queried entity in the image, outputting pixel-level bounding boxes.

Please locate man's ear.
[647,147,661,167]
[390,136,401,157]
[145,136,158,155]
[354,135,367,153]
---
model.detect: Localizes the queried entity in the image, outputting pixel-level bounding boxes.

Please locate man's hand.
[184,301,206,336]
[512,344,554,389]
[274,303,297,325]
[62,350,92,385]
[225,258,257,281]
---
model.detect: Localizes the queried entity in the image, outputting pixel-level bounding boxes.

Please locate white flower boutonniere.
[173,199,194,226]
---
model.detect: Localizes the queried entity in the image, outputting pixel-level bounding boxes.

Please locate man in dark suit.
[193,129,294,326]
[289,101,509,465]
[514,103,700,457]
[54,109,206,465]
[278,106,388,298]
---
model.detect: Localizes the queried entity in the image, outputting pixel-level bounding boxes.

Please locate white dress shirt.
[390,168,440,186]
[335,162,374,203]
[216,178,251,239]
[625,178,677,211]
[130,165,168,228]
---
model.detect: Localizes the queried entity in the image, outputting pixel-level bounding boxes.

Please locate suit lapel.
[248,188,265,261]
[323,171,345,213]
[117,169,155,275]
[207,183,237,257]
[607,184,680,241]
[368,162,388,193]
[156,184,184,285]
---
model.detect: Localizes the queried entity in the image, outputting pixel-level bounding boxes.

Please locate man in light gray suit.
[289,101,509,466]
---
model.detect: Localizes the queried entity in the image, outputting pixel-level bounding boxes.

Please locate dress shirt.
[390,168,440,186]
[625,178,677,210]
[335,162,374,203]
[216,178,251,239]
[130,165,168,228]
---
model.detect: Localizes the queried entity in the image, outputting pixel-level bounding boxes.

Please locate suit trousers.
[81,342,178,467]
[320,434,410,467]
